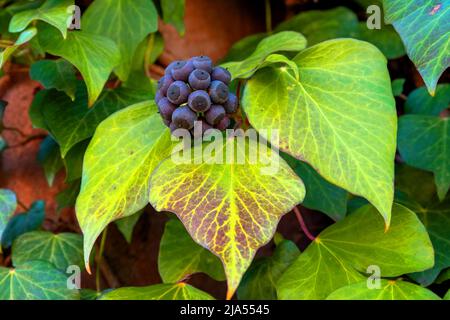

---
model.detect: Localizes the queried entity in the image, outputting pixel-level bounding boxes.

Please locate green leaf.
[115,210,143,244]
[30,83,153,157]
[237,239,299,300]
[445,290,450,300]
[0,27,37,69]
[275,7,359,46]
[220,33,267,63]
[56,179,80,211]
[398,116,450,200]
[396,194,450,286]
[9,0,73,38]
[82,0,158,81]
[277,204,434,299]
[282,152,348,221]
[405,84,450,116]
[382,0,450,94]
[356,23,405,60]
[1,200,45,248]
[436,268,450,284]
[243,39,397,225]
[160,0,185,35]
[37,24,120,106]
[221,31,307,79]
[326,279,441,300]
[30,59,77,100]
[76,101,175,271]
[391,78,405,97]
[158,218,225,283]
[37,135,64,186]
[149,137,305,299]
[0,260,79,300]
[12,231,83,271]
[0,189,16,245]
[99,283,214,300]
[63,139,89,183]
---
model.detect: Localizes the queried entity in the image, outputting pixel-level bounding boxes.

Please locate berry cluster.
[155,56,238,135]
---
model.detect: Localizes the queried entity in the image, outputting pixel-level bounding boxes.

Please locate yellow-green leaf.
[76,101,175,271]
[149,137,305,298]
[0,27,37,69]
[243,39,397,225]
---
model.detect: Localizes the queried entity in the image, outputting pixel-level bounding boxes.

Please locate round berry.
[188,69,211,90]
[205,105,226,125]
[211,67,231,84]
[167,81,191,105]
[157,75,174,96]
[169,122,178,133]
[215,116,230,130]
[188,90,211,112]
[155,90,164,104]
[163,118,171,127]
[165,60,181,76]
[157,98,177,121]
[191,56,213,73]
[223,93,238,114]
[209,80,229,104]
[171,60,194,81]
[172,106,198,130]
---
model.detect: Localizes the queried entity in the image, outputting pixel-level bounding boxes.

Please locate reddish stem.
[293,206,315,241]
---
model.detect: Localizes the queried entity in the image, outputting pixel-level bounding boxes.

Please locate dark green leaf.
[56,180,80,211]
[63,139,89,182]
[0,189,16,245]
[37,135,63,186]
[405,84,450,116]
[391,78,405,97]
[115,210,143,244]
[160,0,185,35]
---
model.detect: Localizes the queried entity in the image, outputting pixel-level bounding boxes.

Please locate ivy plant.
[0,0,448,301]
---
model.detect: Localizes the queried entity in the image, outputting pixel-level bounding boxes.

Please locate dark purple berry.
[167,81,191,105]
[171,60,194,81]
[209,80,229,104]
[155,90,164,104]
[163,118,171,127]
[188,90,211,112]
[191,56,213,73]
[169,122,178,132]
[158,98,177,121]
[157,75,174,96]
[215,116,230,130]
[165,61,181,76]
[223,93,238,114]
[211,67,231,84]
[172,106,198,130]
[205,105,226,125]
[188,69,211,90]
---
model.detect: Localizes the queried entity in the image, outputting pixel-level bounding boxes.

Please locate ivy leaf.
[31,83,153,157]
[82,0,158,81]
[37,135,64,186]
[436,268,450,284]
[56,179,80,212]
[282,152,348,221]
[396,194,450,286]
[0,27,37,69]
[277,204,434,299]
[382,0,450,95]
[0,260,79,300]
[220,33,266,63]
[99,283,214,300]
[398,116,450,200]
[115,210,143,244]
[0,189,16,247]
[76,101,175,272]
[326,279,440,300]
[149,137,305,299]
[37,24,120,106]
[391,78,405,97]
[405,84,450,116]
[445,290,450,300]
[221,31,307,79]
[243,39,397,225]
[12,231,83,271]
[30,59,77,100]
[356,23,405,60]
[9,0,73,39]
[275,7,359,46]
[1,200,45,248]
[237,239,299,300]
[63,139,89,183]
[160,0,185,35]
[158,218,225,283]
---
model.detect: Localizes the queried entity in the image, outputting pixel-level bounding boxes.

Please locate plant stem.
[293,206,315,241]
[265,0,272,34]
[96,227,108,292]
[144,33,155,79]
